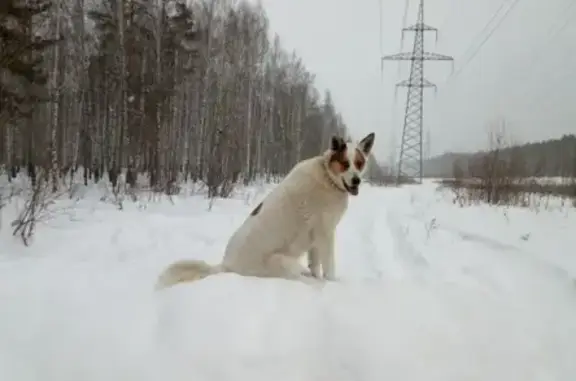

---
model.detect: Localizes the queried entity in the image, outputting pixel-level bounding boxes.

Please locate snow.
[1,180,576,381]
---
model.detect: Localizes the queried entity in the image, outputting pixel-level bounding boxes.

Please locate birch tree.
[1,0,386,199]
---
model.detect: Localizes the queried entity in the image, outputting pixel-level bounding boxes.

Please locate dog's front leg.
[307,247,322,279]
[314,230,337,281]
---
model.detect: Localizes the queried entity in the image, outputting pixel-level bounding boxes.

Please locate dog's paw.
[301,266,325,279]
[298,274,324,285]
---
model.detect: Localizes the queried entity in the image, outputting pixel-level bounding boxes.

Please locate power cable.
[396,0,410,78]
[512,0,576,82]
[447,0,523,82]
[497,1,576,110]
[455,0,508,64]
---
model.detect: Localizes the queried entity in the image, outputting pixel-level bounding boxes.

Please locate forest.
[424,134,576,180]
[430,129,576,207]
[0,0,387,201]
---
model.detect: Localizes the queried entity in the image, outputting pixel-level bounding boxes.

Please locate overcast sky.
[256,0,576,161]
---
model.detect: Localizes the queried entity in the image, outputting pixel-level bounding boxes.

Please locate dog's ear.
[330,136,347,152]
[358,132,375,155]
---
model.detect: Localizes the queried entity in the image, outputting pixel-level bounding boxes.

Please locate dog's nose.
[351,176,361,186]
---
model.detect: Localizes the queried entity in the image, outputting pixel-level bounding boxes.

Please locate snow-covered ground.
[1,180,576,381]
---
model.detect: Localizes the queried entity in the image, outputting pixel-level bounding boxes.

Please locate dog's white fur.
[155,132,375,290]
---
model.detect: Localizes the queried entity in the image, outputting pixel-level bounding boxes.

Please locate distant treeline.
[424,134,576,179]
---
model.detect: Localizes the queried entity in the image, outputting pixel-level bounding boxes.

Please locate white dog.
[155,132,375,289]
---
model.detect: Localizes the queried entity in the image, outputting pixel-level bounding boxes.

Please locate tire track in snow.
[384,209,430,281]
[341,187,400,281]
[393,189,576,295]
[360,202,414,281]
[356,197,384,280]
[341,187,430,282]
[439,223,575,284]
[387,193,522,291]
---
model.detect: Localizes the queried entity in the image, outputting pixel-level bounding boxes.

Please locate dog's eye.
[355,160,364,169]
[341,161,350,170]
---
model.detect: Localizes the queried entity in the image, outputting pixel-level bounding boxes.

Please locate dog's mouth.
[343,181,359,196]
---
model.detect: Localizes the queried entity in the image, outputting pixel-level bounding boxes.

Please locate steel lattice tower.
[382,0,453,184]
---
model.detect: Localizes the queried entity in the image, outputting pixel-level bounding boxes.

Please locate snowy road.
[1,182,576,381]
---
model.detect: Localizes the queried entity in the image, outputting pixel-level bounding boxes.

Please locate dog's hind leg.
[265,253,320,285]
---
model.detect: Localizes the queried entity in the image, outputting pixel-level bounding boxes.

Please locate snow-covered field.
[1,180,576,381]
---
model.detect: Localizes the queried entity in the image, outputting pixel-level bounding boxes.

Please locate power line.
[472,1,576,144]
[396,0,410,154]
[379,0,411,80]
[550,0,576,36]
[397,0,411,78]
[392,0,411,139]
[517,43,576,113]
[448,0,523,81]
[506,1,576,99]
[455,0,508,65]
[435,0,457,34]
[378,0,384,57]
[378,0,385,81]
[401,0,410,38]
[525,0,576,65]
[476,0,576,110]
[521,0,576,67]
[378,0,400,173]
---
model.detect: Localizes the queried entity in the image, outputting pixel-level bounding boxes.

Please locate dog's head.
[327,132,375,196]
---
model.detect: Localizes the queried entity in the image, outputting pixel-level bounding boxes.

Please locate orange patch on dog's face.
[353,149,366,171]
[329,147,351,174]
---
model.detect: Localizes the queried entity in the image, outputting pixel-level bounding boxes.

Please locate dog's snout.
[351,176,361,186]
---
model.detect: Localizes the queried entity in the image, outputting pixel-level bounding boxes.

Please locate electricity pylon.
[382,0,453,184]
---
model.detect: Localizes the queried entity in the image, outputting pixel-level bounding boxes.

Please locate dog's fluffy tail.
[155,259,223,290]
